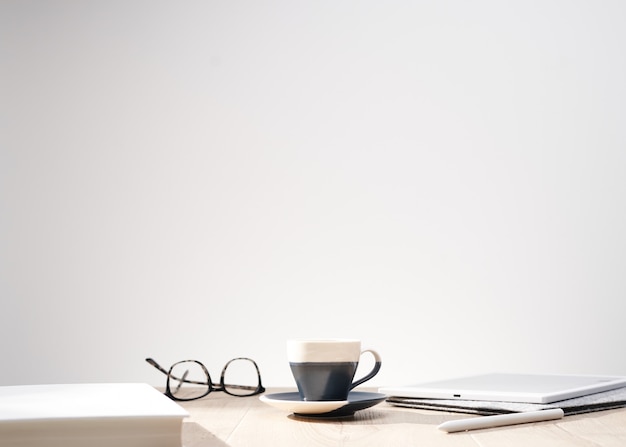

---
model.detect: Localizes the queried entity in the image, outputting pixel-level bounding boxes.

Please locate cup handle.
[349,349,382,390]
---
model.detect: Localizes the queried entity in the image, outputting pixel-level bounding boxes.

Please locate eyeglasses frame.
[145,357,265,401]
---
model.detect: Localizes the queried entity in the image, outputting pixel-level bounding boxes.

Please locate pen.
[438,408,565,433]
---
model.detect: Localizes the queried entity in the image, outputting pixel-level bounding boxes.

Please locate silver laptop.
[379,373,626,404]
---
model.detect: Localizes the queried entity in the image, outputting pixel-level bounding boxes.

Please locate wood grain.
[179,388,626,446]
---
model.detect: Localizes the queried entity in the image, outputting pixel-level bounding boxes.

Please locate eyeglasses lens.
[168,361,210,400]
[223,359,260,396]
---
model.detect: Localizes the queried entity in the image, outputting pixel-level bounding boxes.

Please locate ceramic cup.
[287,339,382,401]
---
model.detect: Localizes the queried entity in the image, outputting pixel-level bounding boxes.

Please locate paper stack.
[386,386,626,416]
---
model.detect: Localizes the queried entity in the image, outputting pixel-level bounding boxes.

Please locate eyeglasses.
[146,357,265,401]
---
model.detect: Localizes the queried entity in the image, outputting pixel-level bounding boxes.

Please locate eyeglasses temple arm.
[145,358,169,375]
[146,358,219,387]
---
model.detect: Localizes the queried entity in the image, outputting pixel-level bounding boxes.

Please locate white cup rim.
[287,339,362,363]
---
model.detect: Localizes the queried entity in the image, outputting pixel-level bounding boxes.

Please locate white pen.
[438,408,565,433]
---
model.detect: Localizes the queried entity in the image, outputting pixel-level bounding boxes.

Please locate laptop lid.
[379,373,626,404]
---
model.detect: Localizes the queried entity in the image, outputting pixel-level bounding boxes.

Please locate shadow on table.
[287,404,462,427]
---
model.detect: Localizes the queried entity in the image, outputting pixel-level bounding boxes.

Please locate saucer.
[260,391,387,417]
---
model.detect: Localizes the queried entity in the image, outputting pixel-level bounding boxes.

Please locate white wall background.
[1,0,625,389]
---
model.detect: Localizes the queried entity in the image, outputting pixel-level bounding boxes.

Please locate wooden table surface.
[180,388,626,447]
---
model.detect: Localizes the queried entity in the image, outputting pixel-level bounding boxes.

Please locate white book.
[0,383,189,447]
